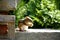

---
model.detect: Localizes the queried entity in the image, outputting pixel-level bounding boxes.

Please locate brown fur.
[18,16,33,31]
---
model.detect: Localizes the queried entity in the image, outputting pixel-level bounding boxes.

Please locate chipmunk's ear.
[25,16,33,21]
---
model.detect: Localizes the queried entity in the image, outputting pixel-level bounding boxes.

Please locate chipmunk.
[18,16,33,31]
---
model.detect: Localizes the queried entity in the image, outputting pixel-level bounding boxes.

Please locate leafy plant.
[15,0,60,29]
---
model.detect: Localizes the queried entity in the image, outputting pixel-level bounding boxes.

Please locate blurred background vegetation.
[12,0,60,29]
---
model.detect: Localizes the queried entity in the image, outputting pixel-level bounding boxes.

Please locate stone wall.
[15,29,60,40]
[0,15,15,40]
[0,0,17,10]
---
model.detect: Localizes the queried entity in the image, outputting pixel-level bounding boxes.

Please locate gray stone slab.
[0,29,60,40]
[0,15,15,22]
[0,0,17,10]
[15,29,60,40]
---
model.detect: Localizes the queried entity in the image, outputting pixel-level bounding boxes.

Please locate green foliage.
[55,0,60,10]
[14,0,27,26]
[15,0,60,29]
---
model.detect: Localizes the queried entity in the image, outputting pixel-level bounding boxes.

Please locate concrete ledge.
[15,29,60,40]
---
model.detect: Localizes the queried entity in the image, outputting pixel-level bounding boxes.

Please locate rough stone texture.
[0,29,60,40]
[0,15,15,22]
[0,35,9,40]
[15,29,60,40]
[0,15,15,40]
[0,0,17,10]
